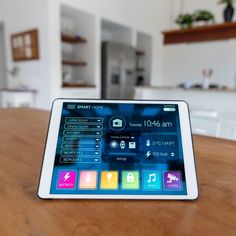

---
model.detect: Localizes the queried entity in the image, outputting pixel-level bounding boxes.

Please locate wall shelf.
[61,34,87,44]
[62,82,96,88]
[163,22,236,45]
[62,60,87,66]
[136,50,145,56]
[61,4,96,90]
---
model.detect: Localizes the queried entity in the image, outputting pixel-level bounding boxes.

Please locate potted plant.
[219,0,235,22]
[9,66,20,78]
[7,66,27,89]
[193,10,215,26]
[175,14,194,29]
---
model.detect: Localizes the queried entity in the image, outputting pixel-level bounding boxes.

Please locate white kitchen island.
[135,86,236,140]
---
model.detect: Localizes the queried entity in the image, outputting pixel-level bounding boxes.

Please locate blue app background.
[50,102,187,195]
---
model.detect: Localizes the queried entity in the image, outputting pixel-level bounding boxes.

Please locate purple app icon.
[57,170,77,189]
[164,171,182,190]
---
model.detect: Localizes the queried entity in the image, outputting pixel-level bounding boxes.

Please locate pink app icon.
[79,171,98,189]
[57,170,77,189]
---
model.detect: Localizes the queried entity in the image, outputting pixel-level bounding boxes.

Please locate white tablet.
[38,99,198,200]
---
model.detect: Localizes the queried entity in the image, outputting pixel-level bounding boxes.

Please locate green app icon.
[122,171,139,189]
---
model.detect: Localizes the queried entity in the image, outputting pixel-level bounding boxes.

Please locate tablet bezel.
[38,99,198,200]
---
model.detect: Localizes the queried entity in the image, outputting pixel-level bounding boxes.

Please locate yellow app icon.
[101,171,118,190]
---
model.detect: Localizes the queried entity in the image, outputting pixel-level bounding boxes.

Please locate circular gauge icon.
[110,140,118,149]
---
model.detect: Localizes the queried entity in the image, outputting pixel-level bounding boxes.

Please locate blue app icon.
[143,171,161,191]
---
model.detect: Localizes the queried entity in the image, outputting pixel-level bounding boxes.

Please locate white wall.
[48,0,170,100]
[0,0,171,108]
[161,0,236,88]
[2,0,235,108]
[137,32,153,85]
[101,19,133,46]
[0,0,52,109]
[0,23,6,88]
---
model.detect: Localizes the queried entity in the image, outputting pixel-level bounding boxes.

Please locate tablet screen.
[50,102,187,195]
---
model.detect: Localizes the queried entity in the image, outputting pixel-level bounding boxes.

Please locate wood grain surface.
[0,109,235,236]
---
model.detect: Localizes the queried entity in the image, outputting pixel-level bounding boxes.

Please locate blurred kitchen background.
[1,0,236,140]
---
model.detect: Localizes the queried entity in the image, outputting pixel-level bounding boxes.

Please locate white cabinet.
[61,88,100,99]
[0,90,36,108]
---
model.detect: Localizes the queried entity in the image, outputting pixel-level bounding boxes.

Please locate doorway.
[0,23,6,88]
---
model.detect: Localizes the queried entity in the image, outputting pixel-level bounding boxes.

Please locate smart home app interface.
[50,103,187,195]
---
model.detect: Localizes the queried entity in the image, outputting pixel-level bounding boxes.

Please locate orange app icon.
[101,171,118,190]
[79,171,97,189]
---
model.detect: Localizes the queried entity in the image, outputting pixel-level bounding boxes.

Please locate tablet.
[38,99,198,200]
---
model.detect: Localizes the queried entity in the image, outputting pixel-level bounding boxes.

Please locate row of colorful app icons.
[57,170,183,191]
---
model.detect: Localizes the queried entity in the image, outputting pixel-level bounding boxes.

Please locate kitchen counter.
[135,86,236,140]
[135,86,236,113]
[136,86,236,93]
[0,88,37,93]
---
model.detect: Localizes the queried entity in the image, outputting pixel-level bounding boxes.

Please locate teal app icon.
[143,171,161,191]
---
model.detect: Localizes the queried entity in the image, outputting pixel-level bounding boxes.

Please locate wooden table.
[0,109,235,236]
